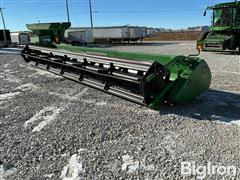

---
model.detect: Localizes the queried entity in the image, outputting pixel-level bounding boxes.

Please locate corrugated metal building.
[65,26,148,43]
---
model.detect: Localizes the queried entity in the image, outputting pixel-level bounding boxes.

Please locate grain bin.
[66,29,94,45]
[11,32,30,45]
[79,26,148,43]
[26,22,71,44]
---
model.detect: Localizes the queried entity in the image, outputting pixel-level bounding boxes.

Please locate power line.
[94,9,204,13]
[0,0,192,1]
[6,9,205,19]
[69,1,81,26]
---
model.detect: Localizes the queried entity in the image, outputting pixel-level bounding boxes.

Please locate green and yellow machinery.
[21,44,211,109]
[197,1,240,52]
[27,22,71,44]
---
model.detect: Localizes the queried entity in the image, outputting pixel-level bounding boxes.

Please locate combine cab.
[197,1,240,52]
[21,45,211,109]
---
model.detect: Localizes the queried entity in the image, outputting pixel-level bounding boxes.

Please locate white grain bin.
[91,26,129,40]
[140,27,148,38]
[129,26,147,40]
[147,28,156,37]
[68,26,148,43]
[67,29,94,44]
[10,32,30,45]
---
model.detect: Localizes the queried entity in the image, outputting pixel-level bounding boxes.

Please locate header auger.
[21,45,211,109]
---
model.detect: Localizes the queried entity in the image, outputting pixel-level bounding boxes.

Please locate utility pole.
[89,0,93,28]
[65,0,70,22]
[0,7,7,45]
[0,7,6,29]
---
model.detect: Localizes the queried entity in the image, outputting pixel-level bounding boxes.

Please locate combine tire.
[198,31,209,41]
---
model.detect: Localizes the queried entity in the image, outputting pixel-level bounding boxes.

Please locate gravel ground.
[0,42,239,180]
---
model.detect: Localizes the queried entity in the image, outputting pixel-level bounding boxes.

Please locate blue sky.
[0,0,236,31]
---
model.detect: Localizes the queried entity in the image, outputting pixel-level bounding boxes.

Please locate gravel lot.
[0,42,239,180]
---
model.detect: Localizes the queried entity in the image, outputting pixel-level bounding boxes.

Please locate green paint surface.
[56,44,175,66]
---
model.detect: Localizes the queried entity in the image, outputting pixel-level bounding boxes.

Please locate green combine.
[197,1,240,52]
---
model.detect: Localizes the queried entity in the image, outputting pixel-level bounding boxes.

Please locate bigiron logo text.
[181,161,237,179]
